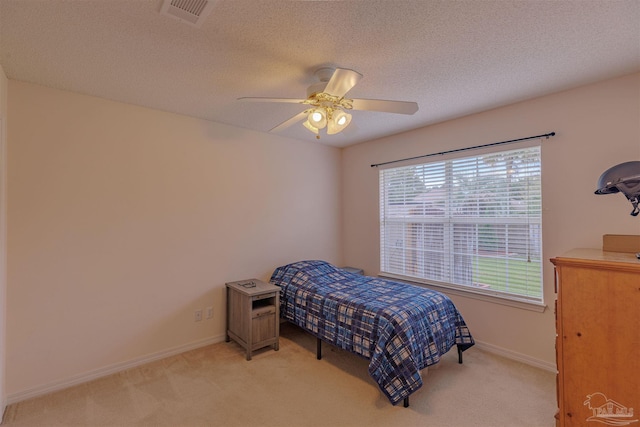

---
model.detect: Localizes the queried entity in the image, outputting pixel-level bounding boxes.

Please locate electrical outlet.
[194,309,203,322]
[206,306,213,319]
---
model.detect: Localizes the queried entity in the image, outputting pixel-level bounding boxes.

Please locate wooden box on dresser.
[551,249,640,427]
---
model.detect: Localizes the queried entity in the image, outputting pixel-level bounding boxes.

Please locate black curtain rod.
[370,132,556,168]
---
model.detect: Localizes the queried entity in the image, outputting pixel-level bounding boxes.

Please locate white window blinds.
[379,145,543,303]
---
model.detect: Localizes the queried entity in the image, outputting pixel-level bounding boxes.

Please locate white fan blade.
[238,97,307,104]
[323,68,363,98]
[270,110,309,132]
[351,98,419,115]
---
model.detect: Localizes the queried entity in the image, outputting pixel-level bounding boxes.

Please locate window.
[379,145,543,305]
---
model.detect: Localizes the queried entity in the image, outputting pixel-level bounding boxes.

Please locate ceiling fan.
[239,67,419,139]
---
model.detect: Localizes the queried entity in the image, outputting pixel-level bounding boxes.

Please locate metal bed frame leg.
[402,347,463,409]
[318,336,452,409]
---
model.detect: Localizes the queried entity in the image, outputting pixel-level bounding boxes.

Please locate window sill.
[378,272,548,313]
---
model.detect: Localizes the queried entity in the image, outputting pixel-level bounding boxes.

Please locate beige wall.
[6,81,342,398]
[0,64,8,419]
[342,72,640,367]
[5,73,640,401]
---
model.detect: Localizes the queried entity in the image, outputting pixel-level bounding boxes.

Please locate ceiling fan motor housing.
[307,82,328,98]
[306,67,335,98]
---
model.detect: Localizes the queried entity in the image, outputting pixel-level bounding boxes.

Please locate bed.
[269,260,475,407]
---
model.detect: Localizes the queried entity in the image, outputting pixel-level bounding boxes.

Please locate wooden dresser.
[551,249,640,427]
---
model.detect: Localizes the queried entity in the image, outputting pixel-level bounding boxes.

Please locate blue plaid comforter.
[270,260,474,405]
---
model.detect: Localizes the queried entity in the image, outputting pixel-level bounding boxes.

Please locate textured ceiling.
[1,0,639,147]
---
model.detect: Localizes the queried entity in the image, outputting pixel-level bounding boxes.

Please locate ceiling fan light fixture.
[327,110,352,135]
[308,108,327,129]
[303,119,319,134]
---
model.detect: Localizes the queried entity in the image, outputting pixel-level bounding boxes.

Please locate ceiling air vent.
[160,0,217,27]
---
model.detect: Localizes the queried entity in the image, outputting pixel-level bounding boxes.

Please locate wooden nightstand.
[225,279,280,360]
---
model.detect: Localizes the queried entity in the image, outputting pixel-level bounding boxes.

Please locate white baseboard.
[6,334,226,405]
[473,340,556,373]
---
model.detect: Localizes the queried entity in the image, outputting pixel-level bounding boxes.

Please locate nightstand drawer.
[252,311,276,344]
[252,305,275,317]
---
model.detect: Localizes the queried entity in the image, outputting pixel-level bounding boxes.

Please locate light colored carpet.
[3,322,556,426]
